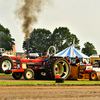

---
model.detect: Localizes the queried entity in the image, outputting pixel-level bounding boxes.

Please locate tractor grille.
[16,59,20,64]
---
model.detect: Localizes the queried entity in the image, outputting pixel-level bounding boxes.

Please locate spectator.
[66,56,70,64]
[75,56,80,66]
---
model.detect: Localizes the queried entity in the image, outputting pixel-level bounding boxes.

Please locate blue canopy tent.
[55,46,89,58]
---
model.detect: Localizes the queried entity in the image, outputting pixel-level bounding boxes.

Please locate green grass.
[0,81,100,86]
[0,73,12,76]
[0,73,100,86]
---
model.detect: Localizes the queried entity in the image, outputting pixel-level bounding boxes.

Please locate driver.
[41,50,50,66]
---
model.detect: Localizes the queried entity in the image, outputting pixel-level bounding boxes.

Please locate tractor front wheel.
[12,72,22,80]
[23,69,34,80]
[89,71,97,81]
[0,56,14,73]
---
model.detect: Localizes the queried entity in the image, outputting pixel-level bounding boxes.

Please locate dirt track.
[0,75,100,100]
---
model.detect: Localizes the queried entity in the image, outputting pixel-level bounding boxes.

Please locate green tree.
[0,24,15,50]
[81,42,97,56]
[51,27,80,52]
[23,27,80,54]
[23,28,52,53]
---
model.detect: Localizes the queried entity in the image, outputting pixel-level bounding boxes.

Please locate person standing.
[66,56,70,64]
[75,55,80,66]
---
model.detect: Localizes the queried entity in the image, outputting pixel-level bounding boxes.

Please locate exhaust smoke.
[15,0,50,40]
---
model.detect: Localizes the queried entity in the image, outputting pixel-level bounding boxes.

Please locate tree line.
[0,23,97,56]
[0,24,15,50]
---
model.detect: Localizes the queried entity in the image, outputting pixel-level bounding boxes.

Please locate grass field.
[0,73,11,76]
[0,80,100,86]
[1,73,100,86]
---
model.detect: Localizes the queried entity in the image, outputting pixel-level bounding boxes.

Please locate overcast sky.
[0,0,100,54]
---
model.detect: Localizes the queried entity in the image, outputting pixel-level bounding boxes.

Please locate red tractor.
[5,46,98,81]
[0,48,15,73]
[0,48,25,73]
[5,46,70,80]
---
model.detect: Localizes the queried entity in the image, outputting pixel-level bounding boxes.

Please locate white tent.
[55,46,89,58]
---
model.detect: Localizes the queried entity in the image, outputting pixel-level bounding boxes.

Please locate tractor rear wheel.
[45,57,70,80]
[0,56,14,73]
[23,68,34,80]
[12,72,22,80]
[89,71,97,81]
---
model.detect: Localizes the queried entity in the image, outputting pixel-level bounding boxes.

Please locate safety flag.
[13,45,16,52]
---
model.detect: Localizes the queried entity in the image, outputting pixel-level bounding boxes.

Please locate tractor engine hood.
[19,57,43,65]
